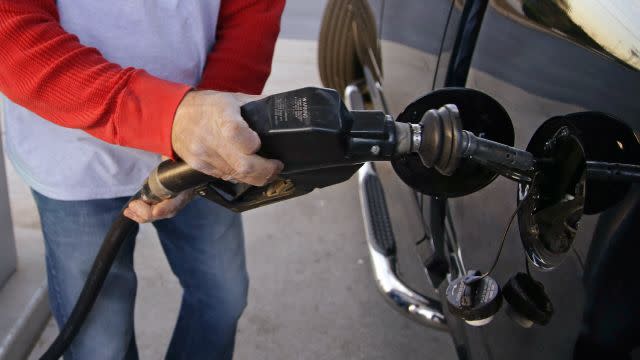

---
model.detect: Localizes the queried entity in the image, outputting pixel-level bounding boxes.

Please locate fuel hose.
[38,193,141,360]
[38,160,214,359]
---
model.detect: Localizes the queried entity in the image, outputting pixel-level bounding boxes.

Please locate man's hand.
[124,90,283,224]
[124,189,195,224]
[171,90,283,186]
[125,155,197,223]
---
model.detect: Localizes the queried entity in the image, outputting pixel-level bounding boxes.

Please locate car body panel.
[447,1,639,358]
[378,0,453,116]
[354,0,640,358]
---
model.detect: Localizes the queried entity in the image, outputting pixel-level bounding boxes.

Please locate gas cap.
[446,270,502,326]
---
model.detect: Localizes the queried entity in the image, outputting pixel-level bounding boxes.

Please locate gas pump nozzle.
[141,87,535,211]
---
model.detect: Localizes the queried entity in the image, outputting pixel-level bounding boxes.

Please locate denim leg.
[32,190,139,360]
[152,197,248,360]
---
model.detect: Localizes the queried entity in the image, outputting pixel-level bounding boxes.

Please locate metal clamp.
[410,123,422,153]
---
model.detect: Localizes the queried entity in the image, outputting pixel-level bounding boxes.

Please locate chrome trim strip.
[358,163,448,331]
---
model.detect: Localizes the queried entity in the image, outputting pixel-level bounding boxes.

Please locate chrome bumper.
[358,163,448,331]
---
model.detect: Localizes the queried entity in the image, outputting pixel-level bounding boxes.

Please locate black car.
[318,0,640,358]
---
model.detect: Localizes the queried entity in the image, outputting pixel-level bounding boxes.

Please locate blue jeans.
[32,191,248,360]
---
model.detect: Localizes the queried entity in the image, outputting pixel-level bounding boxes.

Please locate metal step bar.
[358,163,447,331]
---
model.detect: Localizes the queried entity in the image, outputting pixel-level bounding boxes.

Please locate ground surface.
[4,1,456,359]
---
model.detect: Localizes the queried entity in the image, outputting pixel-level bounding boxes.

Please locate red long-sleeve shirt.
[0,0,285,158]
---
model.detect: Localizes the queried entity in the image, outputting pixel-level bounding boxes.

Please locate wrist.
[118,72,191,158]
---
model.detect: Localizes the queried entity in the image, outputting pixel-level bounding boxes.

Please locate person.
[0,1,285,359]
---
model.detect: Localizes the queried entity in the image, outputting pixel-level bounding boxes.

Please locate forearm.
[0,0,190,157]
[199,0,285,94]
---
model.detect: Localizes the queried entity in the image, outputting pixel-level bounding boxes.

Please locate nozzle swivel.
[401,104,536,178]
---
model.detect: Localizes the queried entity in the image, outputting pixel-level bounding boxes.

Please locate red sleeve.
[199,0,285,94]
[0,0,191,157]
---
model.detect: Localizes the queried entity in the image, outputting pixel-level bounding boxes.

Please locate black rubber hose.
[39,193,141,360]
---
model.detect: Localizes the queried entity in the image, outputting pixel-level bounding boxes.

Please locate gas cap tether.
[445,185,534,326]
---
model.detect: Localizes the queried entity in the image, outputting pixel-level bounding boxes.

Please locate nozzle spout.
[399,104,536,181]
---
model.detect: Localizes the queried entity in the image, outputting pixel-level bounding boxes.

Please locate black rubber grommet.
[437,105,455,175]
[503,272,554,326]
[418,108,443,168]
[443,104,463,175]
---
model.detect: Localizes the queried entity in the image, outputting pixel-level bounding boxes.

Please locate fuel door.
[518,112,639,270]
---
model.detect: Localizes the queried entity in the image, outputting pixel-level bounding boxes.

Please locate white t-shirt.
[2,0,220,200]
